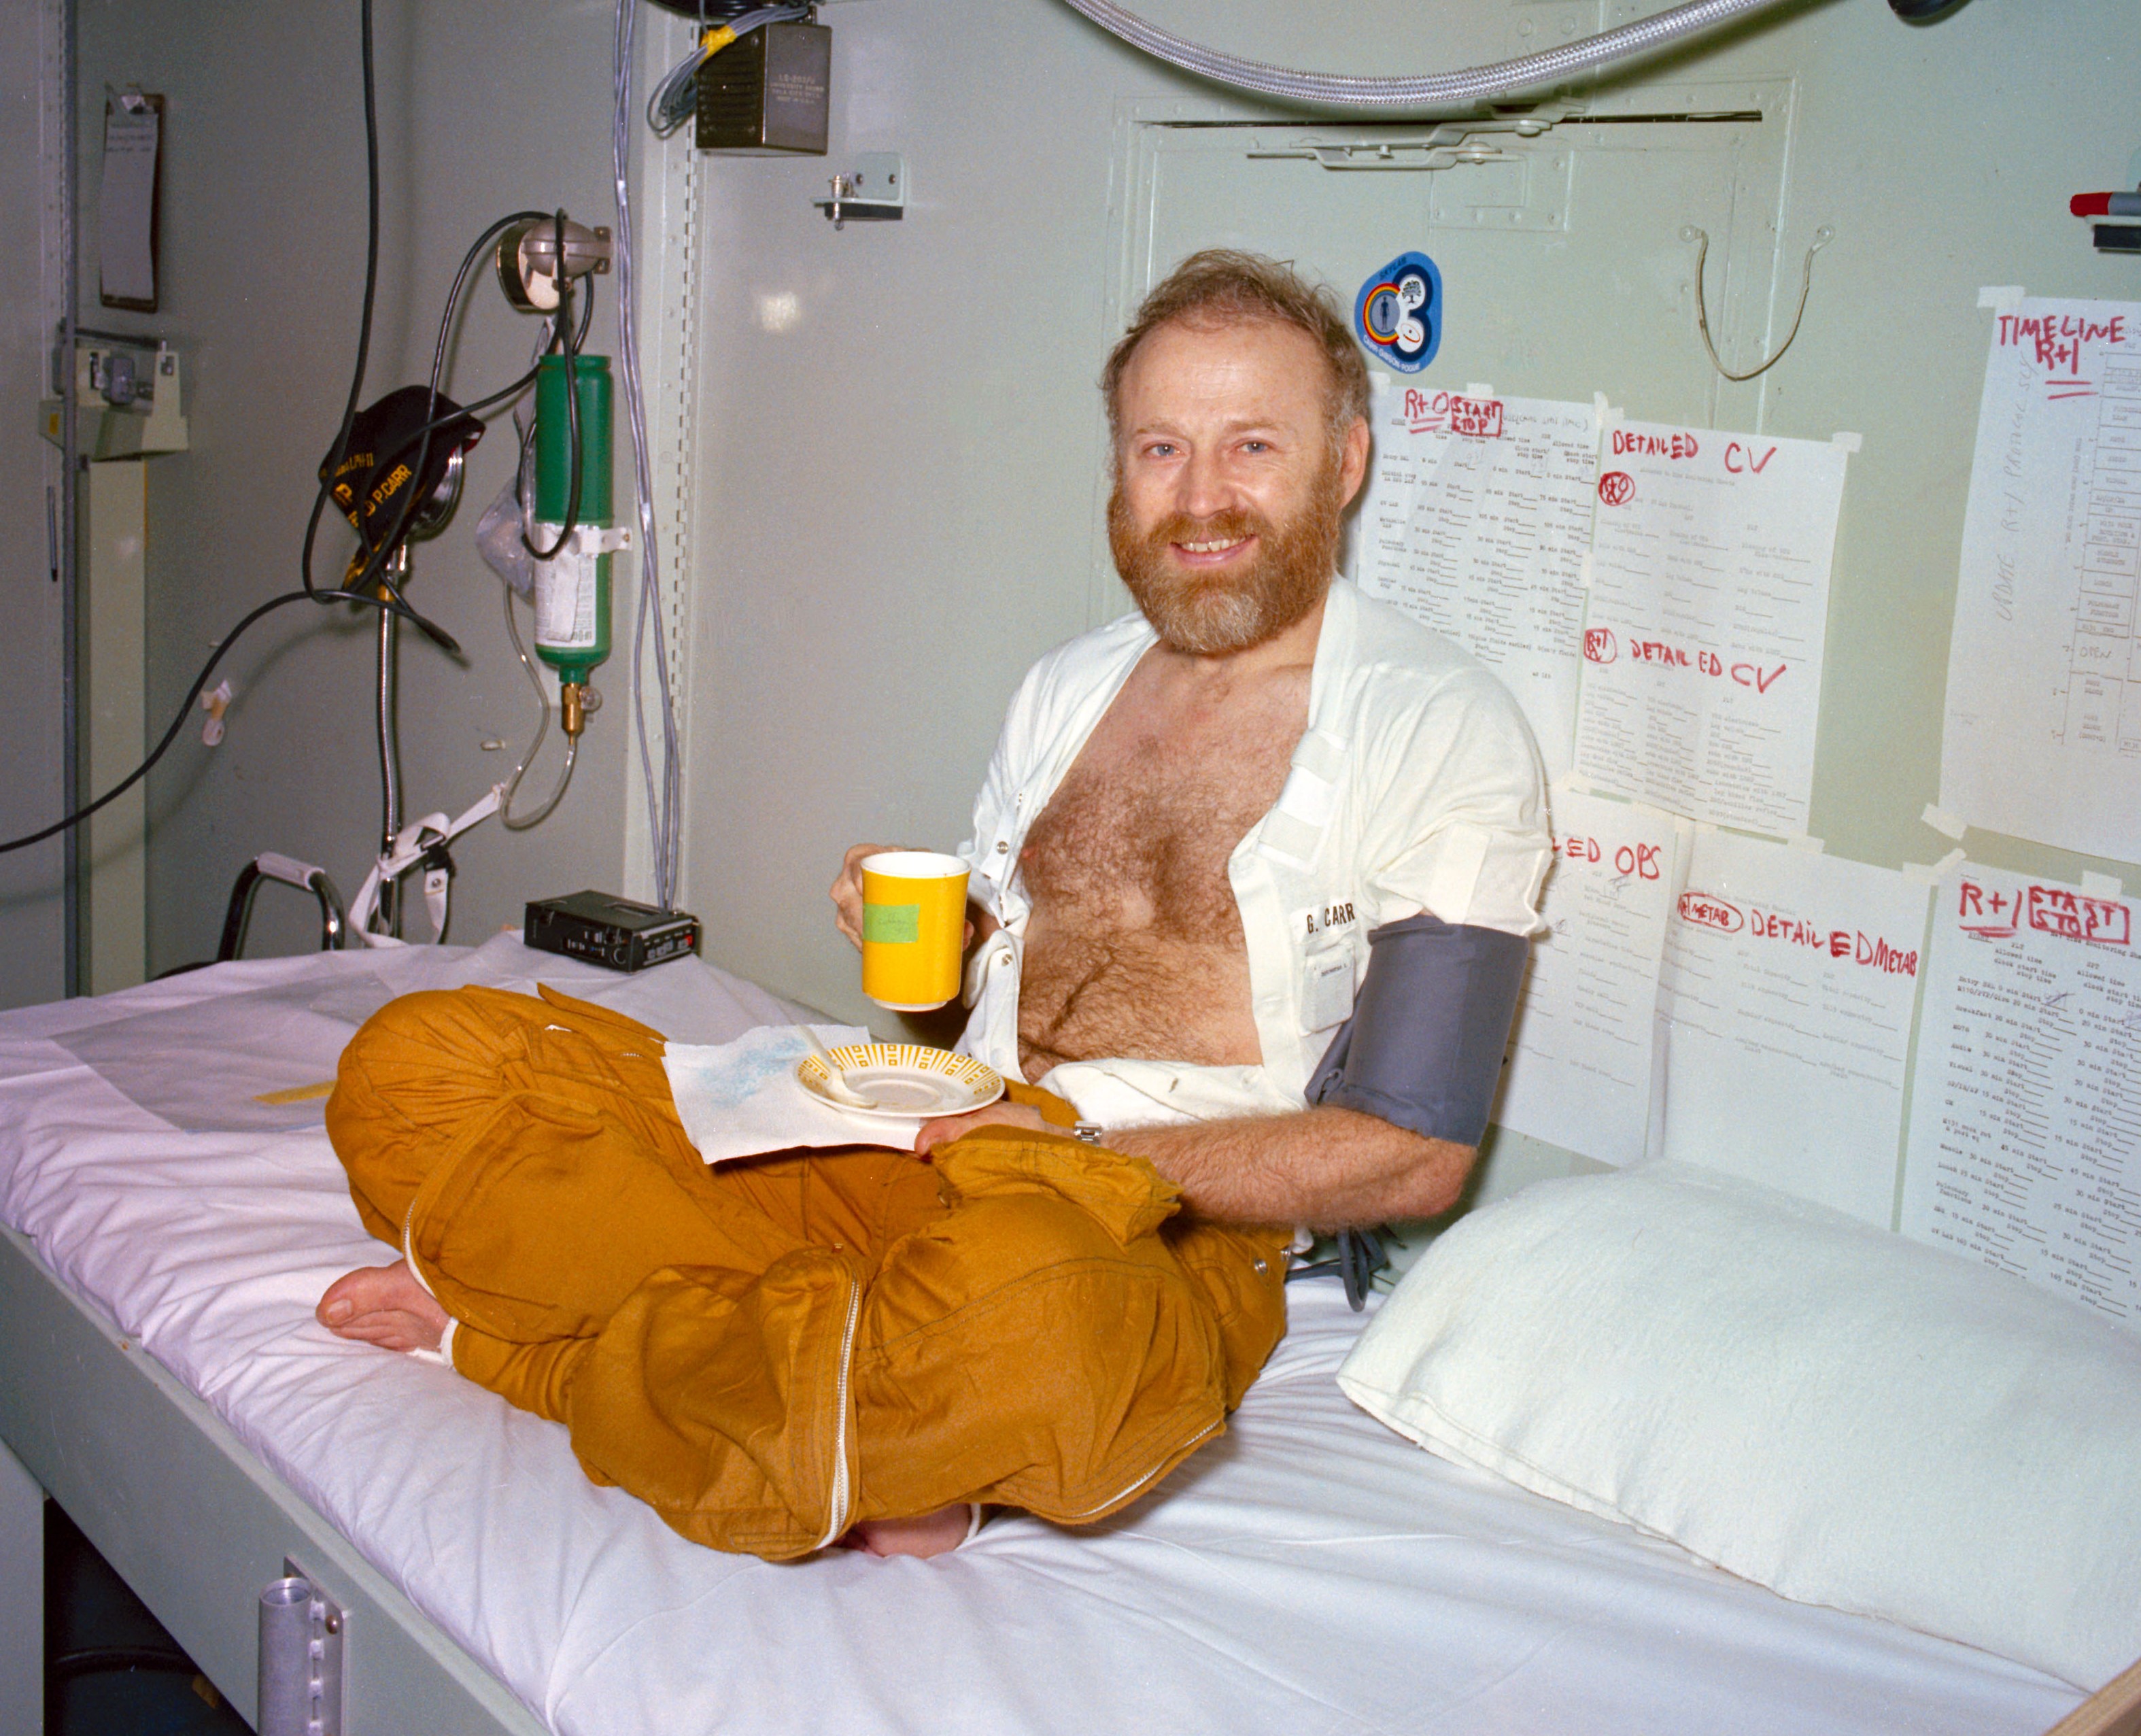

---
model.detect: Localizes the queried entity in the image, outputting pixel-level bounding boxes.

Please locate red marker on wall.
[2072,192,2141,218]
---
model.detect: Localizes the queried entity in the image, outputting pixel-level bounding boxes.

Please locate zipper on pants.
[1055,1414,1222,1523]
[812,1269,863,1551]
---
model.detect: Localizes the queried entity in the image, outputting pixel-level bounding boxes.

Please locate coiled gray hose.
[1055,0,1794,113]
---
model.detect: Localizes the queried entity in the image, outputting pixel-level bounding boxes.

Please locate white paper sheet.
[1899,864,2140,1333]
[1657,832,1931,1225]
[98,102,158,306]
[1938,297,2141,862]
[1494,788,1681,1165]
[663,1023,896,1162]
[1574,422,1848,836]
[1350,381,1600,778]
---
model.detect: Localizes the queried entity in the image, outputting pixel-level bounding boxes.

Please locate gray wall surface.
[73,0,636,971]
[670,0,2141,1200]
[46,0,2141,1202]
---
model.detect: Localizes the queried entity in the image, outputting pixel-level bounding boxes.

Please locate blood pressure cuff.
[322,385,485,556]
[1305,913,1529,1149]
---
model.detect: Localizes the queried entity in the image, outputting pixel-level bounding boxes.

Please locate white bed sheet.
[0,941,2085,1736]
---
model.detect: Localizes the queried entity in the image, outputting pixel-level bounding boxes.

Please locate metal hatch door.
[1108,78,1797,424]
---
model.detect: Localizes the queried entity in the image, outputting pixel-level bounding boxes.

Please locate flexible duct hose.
[1055,0,1796,114]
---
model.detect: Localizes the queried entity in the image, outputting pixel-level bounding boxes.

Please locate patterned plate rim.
[794,1044,1004,1115]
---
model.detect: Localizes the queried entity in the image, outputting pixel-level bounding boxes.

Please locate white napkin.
[664,1023,914,1165]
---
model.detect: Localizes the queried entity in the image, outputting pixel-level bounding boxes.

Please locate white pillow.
[1337,1162,2141,1689]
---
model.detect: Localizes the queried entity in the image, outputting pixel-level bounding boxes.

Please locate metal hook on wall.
[1682,223,1835,383]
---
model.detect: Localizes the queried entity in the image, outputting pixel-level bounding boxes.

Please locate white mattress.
[0,940,2085,1736]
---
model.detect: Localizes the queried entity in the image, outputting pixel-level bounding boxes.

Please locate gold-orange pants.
[324,984,1290,1561]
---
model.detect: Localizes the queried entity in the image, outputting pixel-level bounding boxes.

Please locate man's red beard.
[1108,456,1346,656]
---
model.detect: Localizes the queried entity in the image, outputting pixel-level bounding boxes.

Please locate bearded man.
[316,251,1549,1565]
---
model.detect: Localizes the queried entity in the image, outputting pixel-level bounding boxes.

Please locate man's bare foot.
[316,1259,449,1354]
[842,1503,977,1559]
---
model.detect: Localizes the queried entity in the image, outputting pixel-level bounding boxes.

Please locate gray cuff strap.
[1305,913,1529,1148]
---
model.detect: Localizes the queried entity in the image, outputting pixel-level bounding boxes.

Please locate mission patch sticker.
[1354,252,1443,373]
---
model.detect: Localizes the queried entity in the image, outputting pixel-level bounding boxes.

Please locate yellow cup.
[860,850,971,1011]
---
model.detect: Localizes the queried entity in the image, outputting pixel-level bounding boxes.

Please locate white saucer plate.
[795,1043,1005,1121]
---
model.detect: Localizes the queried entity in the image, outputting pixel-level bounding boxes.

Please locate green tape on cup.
[863,902,921,944]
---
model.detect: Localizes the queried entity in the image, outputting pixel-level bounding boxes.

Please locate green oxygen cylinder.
[531,353,615,736]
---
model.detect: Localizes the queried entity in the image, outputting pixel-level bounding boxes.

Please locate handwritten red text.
[1401,388,1505,438]
[1615,634,1786,692]
[1610,428,1700,460]
[1448,395,1503,438]
[1957,879,2017,938]
[1996,311,2126,376]
[1558,834,1663,879]
[1678,891,1743,933]
[2025,883,2131,946]
[1743,904,1918,976]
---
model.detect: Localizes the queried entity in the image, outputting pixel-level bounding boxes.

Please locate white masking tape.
[1901,847,1969,885]
[1977,285,2026,310]
[2080,871,2125,899]
[1832,431,1862,453]
[1921,803,1969,840]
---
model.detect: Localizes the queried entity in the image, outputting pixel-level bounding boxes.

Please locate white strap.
[352,785,502,947]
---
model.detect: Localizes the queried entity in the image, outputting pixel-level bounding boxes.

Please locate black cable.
[302,0,382,602]
[347,267,592,556]
[1284,1224,1392,1311]
[337,207,549,607]
[366,209,552,562]
[293,0,513,657]
[0,321,572,861]
[5,226,583,859]
[522,211,586,563]
[49,1647,196,1682]
[8,5,587,861]
[0,588,409,857]
[330,203,586,605]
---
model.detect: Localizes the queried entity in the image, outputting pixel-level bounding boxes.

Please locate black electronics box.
[695,22,830,154]
[524,891,702,972]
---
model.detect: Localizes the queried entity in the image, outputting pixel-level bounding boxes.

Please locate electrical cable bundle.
[645,3,812,138]
[1052,0,1794,113]
[615,0,686,911]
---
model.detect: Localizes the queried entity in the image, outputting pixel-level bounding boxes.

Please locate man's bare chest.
[1020,711,1300,940]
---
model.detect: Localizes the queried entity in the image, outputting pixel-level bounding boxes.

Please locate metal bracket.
[38,336,188,460]
[1248,113,1566,171]
[529,522,634,564]
[814,152,906,229]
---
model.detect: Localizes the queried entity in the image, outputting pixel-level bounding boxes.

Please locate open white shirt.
[955,579,1550,1129]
